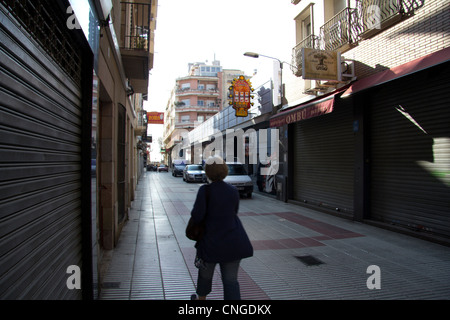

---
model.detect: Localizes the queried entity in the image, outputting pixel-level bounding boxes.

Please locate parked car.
[147,164,157,171]
[224,162,253,198]
[183,164,206,183]
[91,159,96,176]
[157,164,168,172]
[172,164,186,177]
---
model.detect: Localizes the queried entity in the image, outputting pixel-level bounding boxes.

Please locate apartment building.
[176,61,221,130]
[0,0,158,299]
[273,0,450,242]
[164,61,248,164]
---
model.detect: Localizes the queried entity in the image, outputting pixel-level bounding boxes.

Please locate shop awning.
[342,46,450,97]
[269,86,348,127]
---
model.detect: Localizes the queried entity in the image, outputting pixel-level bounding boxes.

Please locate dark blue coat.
[191,181,253,263]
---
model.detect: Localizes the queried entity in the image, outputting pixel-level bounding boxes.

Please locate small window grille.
[1,0,83,85]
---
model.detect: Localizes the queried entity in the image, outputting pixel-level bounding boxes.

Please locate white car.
[183,164,207,183]
[224,162,253,198]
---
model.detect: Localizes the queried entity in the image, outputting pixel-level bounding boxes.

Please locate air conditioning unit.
[341,59,356,80]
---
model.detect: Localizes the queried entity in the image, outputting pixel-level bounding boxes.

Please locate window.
[333,0,346,15]
[197,115,204,123]
[198,100,204,106]
[303,15,311,39]
[181,115,190,122]
[295,4,314,46]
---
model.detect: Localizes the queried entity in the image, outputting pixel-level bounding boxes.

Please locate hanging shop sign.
[228,75,254,117]
[147,111,164,124]
[302,48,341,81]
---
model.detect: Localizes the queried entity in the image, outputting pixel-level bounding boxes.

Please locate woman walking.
[188,156,253,300]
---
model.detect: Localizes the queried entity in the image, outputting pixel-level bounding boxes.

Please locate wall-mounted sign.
[302,48,341,81]
[147,111,164,124]
[228,75,254,117]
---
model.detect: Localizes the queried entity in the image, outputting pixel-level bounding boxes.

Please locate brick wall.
[344,0,450,79]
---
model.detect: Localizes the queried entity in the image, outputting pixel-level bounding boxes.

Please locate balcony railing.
[120,2,152,94]
[176,88,220,96]
[175,105,219,113]
[320,7,360,52]
[290,0,422,77]
[121,2,151,51]
[291,34,320,76]
[357,0,421,38]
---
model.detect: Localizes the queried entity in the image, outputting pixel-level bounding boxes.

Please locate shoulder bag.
[186,184,210,241]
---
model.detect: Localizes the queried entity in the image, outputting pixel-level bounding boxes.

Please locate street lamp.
[244,52,290,203]
[243,52,285,108]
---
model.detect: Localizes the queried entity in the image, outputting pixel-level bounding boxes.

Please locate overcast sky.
[145,0,296,112]
[144,1,297,160]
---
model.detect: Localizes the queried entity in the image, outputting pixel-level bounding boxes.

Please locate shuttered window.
[291,98,355,215]
[369,62,450,238]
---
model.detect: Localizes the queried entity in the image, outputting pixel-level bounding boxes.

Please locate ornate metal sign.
[228,76,254,117]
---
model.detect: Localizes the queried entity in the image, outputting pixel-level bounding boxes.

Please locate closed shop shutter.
[369,62,450,238]
[291,97,355,215]
[0,2,91,299]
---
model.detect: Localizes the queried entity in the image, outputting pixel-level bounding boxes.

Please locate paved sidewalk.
[99,170,450,300]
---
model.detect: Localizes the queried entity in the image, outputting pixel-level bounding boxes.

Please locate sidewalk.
[99,170,450,300]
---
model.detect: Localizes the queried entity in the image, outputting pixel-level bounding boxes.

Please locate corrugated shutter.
[0,3,88,299]
[369,62,450,238]
[291,97,355,215]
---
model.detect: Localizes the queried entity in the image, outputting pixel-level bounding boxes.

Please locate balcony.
[135,110,147,136]
[291,34,320,77]
[175,121,197,129]
[175,104,219,113]
[357,0,420,39]
[120,1,152,94]
[320,7,360,52]
[176,88,220,97]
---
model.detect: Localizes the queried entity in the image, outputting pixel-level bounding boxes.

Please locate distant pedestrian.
[188,155,253,300]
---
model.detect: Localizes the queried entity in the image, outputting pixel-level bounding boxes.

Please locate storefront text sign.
[302,48,340,81]
[270,98,334,127]
[147,112,164,124]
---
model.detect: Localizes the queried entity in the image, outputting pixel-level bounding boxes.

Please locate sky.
[145,0,297,161]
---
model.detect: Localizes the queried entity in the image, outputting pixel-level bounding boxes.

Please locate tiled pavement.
[99,170,450,300]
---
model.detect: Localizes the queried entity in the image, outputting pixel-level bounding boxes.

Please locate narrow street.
[99,170,450,300]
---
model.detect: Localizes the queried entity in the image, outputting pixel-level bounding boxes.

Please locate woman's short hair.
[204,156,228,182]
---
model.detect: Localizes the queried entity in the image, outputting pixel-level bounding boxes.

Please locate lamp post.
[244,52,285,109]
[244,52,289,203]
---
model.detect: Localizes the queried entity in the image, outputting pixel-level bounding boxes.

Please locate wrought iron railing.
[319,7,360,51]
[357,0,423,35]
[1,0,83,85]
[291,34,320,76]
[290,0,423,77]
[121,2,151,51]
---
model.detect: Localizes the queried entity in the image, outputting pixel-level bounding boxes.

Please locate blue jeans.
[196,260,241,300]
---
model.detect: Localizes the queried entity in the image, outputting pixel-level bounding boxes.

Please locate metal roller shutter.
[369,62,450,238]
[291,97,355,215]
[0,1,91,299]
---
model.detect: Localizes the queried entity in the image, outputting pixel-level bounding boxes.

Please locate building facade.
[0,0,158,299]
[163,61,250,164]
[275,0,450,242]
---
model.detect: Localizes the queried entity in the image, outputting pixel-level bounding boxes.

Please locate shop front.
[271,47,450,242]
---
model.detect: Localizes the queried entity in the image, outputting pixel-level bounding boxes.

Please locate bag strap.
[204,184,210,218]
